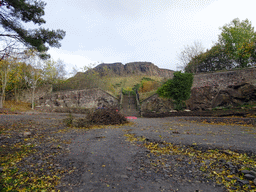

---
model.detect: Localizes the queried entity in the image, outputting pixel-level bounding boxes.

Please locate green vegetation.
[56,73,165,99]
[0,55,67,109]
[179,18,256,73]
[0,0,66,109]
[0,0,65,60]
[157,71,193,110]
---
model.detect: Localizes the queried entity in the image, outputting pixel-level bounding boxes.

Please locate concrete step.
[121,95,140,117]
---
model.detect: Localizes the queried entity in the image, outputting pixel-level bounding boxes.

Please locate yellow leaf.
[102,165,105,167]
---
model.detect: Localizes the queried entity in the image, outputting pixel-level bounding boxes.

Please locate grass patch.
[3,100,31,112]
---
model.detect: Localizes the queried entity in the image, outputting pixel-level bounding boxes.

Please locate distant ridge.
[83,62,174,78]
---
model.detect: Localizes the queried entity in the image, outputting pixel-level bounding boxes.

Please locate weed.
[64,112,74,127]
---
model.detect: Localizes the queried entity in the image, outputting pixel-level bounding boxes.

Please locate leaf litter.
[124,133,256,192]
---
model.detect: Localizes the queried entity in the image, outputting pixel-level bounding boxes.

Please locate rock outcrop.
[187,82,256,111]
[84,62,174,78]
[187,86,219,111]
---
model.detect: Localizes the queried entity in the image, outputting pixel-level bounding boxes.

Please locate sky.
[37,0,256,75]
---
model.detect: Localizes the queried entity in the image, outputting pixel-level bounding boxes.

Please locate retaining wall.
[37,88,119,110]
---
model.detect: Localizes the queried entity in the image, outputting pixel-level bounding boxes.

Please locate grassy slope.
[98,74,166,100]
[63,73,167,100]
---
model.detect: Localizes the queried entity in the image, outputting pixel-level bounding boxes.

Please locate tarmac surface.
[1,112,256,191]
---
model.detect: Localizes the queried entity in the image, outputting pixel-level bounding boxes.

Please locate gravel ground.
[0,112,256,191]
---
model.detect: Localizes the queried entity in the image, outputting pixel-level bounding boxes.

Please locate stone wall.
[188,68,256,110]
[10,85,53,104]
[37,88,119,110]
[140,93,174,114]
[15,67,256,112]
[192,68,256,89]
[141,67,256,112]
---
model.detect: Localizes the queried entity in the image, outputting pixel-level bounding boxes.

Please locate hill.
[53,62,175,98]
[84,62,174,78]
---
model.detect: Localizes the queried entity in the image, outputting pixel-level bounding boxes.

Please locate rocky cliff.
[84,62,174,78]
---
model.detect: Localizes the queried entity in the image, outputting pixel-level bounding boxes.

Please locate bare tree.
[176,41,205,73]
[23,50,44,110]
[0,59,12,108]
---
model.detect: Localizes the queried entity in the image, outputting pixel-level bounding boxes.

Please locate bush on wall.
[157,71,193,110]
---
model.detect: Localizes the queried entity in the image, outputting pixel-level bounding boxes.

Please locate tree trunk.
[32,86,35,110]
[0,96,2,108]
[0,70,7,108]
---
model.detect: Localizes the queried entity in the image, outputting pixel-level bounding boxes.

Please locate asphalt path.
[1,113,255,191]
[54,116,256,191]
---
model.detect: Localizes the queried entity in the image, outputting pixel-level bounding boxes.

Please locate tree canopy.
[218,18,256,68]
[0,0,65,59]
[182,18,256,73]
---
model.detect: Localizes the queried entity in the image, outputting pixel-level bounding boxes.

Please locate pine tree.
[0,0,65,59]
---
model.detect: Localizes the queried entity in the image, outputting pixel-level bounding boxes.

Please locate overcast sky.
[40,0,256,74]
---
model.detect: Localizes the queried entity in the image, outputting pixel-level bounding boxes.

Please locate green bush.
[157,71,193,111]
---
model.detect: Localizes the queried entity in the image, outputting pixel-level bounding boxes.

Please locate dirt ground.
[0,112,256,191]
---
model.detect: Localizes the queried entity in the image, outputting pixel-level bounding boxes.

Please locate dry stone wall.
[37,88,119,110]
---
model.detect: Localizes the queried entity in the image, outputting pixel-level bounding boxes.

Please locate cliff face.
[84,62,174,78]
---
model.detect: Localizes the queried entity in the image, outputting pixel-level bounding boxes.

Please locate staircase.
[120,95,140,117]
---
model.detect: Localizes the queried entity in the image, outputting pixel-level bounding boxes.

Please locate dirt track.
[1,112,256,191]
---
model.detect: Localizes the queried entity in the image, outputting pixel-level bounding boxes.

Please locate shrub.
[157,71,193,111]
[64,113,74,127]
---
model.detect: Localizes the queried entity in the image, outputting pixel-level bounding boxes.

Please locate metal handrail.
[119,88,123,110]
[135,89,141,117]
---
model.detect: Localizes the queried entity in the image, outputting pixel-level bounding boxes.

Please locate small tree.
[157,71,193,110]
[23,50,44,110]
